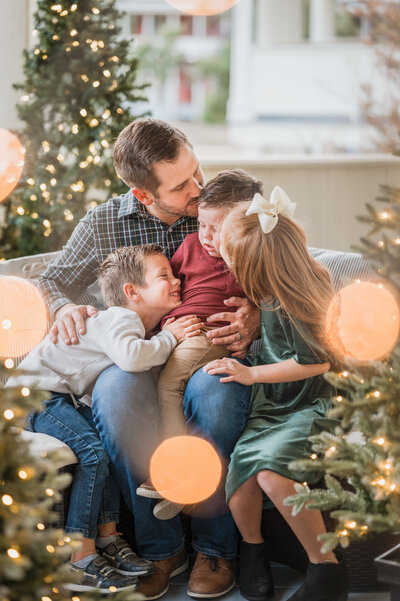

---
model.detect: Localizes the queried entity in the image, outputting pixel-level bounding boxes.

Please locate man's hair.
[113,118,192,194]
[97,244,164,307]
[198,169,263,209]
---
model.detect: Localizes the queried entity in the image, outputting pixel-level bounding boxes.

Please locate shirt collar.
[117,190,143,219]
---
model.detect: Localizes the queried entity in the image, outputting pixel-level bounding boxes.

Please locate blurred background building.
[116,0,385,154]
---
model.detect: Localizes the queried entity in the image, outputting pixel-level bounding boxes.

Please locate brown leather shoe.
[187,553,235,598]
[129,548,188,600]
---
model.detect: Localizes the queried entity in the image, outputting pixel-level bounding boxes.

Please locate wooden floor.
[163,563,390,601]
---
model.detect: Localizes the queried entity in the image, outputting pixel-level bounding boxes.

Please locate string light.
[92,81,100,88]
[70,29,78,37]
[39,183,47,191]
[42,141,50,153]
[72,124,79,134]
[64,210,74,221]
[4,409,14,419]
[103,70,111,77]
[46,164,56,173]
[71,3,78,11]
[60,10,68,16]
[101,140,109,148]
[50,178,57,186]
[46,545,55,554]
[21,387,30,397]
[2,495,13,505]
[27,178,35,185]
[50,4,62,11]
[80,74,89,82]
[58,124,64,131]
[52,34,60,41]
[80,109,87,117]
[5,358,14,368]
[92,7,100,14]
[71,181,85,192]
[18,469,28,479]
[17,207,25,215]
[37,523,45,530]
[7,548,20,559]
[90,118,99,127]
[45,488,54,496]
[102,109,111,119]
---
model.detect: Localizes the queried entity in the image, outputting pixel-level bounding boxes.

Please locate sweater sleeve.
[95,309,177,372]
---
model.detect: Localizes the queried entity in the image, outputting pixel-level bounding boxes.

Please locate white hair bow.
[246,186,296,234]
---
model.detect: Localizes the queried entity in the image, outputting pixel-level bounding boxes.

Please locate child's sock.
[96,533,118,548]
[71,553,98,569]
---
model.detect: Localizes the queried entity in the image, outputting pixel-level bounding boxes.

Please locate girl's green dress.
[226,303,338,501]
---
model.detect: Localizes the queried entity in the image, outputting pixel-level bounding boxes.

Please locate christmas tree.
[0,0,148,259]
[285,185,400,553]
[0,361,78,601]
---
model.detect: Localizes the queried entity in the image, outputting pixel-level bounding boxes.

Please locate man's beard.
[152,196,199,218]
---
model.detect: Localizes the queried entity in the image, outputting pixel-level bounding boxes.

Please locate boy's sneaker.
[64,555,138,593]
[99,537,154,576]
[136,478,163,499]
[153,499,185,520]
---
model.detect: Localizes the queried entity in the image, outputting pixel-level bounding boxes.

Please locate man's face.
[136,254,182,312]
[197,205,229,258]
[145,145,204,223]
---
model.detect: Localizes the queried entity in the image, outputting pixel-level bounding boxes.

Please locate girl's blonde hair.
[221,203,333,352]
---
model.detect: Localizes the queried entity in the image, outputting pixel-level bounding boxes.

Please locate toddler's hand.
[203,357,254,385]
[163,315,203,342]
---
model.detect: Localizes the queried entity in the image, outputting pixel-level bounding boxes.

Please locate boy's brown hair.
[198,169,263,209]
[113,118,191,194]
[98,244,164,307]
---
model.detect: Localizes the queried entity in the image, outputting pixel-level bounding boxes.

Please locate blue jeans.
[91,364,251,560]
[27,393,120,539]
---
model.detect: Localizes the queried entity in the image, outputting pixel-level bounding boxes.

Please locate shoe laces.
[200,554,219,572]
[111,538,136,559]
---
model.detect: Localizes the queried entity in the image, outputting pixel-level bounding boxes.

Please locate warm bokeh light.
[150,436,222,504]
[326,281,399,362]
[165,0,239,16]
[0,129,25,202]
[0,277,48,358]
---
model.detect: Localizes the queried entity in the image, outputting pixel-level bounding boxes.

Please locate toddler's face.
[198,205,228,258]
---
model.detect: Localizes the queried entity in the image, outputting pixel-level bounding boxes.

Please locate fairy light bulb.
[92,81,100,88]
[7,548,20,559]
[2,495,13,505]
[4,409,14,419]
[5,358,14,368]
[80,109,87,117]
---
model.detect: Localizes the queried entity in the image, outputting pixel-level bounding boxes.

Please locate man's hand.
[203,357,255,385]
[206,297,260,358]
[162,315,203,342]
[50,303,98,345]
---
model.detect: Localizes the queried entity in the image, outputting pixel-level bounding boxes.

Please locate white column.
[227,0,254,124]
[256,0,303,45]
[0,0,31,129]
[310,0,335,43]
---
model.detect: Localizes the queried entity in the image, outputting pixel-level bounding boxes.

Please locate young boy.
[7,244,199,593]
[137,169,263,520]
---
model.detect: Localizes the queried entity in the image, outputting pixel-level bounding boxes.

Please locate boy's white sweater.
[6,306,176,401]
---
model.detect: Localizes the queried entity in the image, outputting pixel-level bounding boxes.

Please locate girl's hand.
[162,315,203,342]
[203,357,255,385]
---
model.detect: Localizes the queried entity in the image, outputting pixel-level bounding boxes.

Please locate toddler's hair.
[221,204,333,352]
[114,118,191,193]
[98,244,164,307]
[198,169,263,209]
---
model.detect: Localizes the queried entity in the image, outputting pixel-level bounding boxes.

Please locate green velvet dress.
[226,303,338,501]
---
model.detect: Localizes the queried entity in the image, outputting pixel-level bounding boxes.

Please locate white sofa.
[1,247,376,465]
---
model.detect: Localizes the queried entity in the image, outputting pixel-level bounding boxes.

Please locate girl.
[204,187,348,601]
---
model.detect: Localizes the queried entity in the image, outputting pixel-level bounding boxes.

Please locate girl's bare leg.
[256,470,337,563]
[228,475,264,542]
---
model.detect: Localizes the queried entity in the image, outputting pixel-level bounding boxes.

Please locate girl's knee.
[256,470,279,494]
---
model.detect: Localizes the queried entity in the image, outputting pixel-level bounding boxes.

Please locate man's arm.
[37,210,100,343]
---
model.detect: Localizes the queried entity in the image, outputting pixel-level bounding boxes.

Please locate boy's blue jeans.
[26,392,120,539]
[91,364,251,561]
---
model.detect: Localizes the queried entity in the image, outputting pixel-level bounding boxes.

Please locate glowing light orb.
[0,277,48,358]
[150,436,222,504]
[326,281,399,362]
[0,129,25,202]
[165,0,239,16]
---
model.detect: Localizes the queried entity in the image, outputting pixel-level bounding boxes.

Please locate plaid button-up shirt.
[37,190,199,316]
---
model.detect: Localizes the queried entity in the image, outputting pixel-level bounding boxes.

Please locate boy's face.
[136,254,182,311]
[198,205,228,258]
